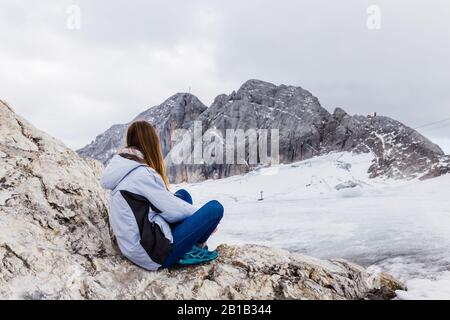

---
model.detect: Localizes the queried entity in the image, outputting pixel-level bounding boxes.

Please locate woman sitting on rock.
[100,121,224,270]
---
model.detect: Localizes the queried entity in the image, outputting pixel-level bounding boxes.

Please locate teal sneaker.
[178,245,218,266]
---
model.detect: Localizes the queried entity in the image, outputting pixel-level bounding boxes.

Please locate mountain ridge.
[77,79,450,182]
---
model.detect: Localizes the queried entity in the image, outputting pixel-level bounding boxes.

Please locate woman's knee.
[175,189,193,204]
[206,200,224,220]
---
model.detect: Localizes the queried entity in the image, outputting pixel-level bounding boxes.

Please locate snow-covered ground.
[174,152,450,300]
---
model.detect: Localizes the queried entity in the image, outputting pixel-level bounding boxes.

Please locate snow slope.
[175,152,450,299]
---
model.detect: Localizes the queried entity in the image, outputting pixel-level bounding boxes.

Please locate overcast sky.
[1,0,449,153]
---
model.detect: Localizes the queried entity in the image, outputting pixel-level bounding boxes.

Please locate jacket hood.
[100,155,144,190]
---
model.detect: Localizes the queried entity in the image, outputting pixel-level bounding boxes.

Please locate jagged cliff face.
[322,108,448,179]
[78,79,449,182]
[200,80,331,163]
[77,93,207,164]
[170,80,332,181]
[0,100,404,299]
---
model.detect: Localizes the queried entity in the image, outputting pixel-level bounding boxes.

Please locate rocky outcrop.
[322,107,446,179]
[0,100,405,299]
[418,155,450,180]
[164,80,332,182]
[0,99,114,298]
[78,245,405,300]
[78,79,448,183]
[77,93,207,164]
[199,79,331,163]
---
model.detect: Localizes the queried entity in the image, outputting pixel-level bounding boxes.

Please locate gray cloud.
[0,0,449,153]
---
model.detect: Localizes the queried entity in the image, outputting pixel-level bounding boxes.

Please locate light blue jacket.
[100,155,197,270]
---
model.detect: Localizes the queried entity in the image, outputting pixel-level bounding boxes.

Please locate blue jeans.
[161,189,224,268]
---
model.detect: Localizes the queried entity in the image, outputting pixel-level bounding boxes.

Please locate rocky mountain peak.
[236,79,278,95]
[77,79,450,182]
[77,92,207,164]
[332,107,349,121]
[232,79,323,115]
[134,92,205,119]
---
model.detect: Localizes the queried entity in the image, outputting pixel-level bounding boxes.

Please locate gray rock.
[173,80,330,182]
[322,108,446,179]
[77,93,207,164]
[77,79,450,182]
[0,100,405,300]
[335,181,360,191]
[419,155,450,180]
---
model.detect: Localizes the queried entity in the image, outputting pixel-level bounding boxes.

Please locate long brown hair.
[126,121,170,190]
